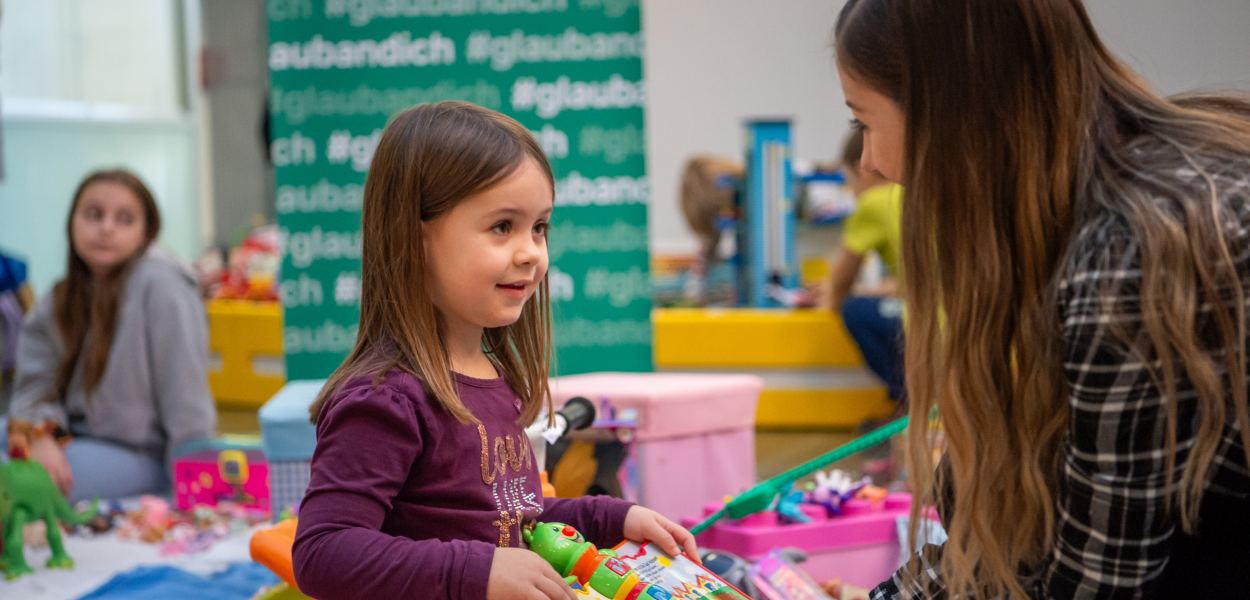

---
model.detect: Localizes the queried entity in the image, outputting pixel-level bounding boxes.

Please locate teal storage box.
[258,379,326,515]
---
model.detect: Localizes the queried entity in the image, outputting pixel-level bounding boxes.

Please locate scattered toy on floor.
[0,459,98,579]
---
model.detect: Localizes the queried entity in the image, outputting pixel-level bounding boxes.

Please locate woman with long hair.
[835,0,1250,597]
[8,169,215,503]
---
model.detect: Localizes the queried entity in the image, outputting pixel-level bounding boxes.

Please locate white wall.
[3,0,184,114]
[643,0,850,257]
[642,0,1250,257]
[1088,0,1250,96]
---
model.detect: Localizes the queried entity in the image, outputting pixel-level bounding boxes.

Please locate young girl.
[835,1,1250,598]
[292,102,698,600]
[8,169,216,502]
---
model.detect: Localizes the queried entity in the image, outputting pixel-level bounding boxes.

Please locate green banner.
[267,0,652,379]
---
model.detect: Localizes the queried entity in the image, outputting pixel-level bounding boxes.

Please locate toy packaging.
[596,540,751,599]
[173,447,270,513]
[526,520,752,599]
[749,550,834,600]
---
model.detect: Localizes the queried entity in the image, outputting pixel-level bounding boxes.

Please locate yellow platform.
[653,308,893,429]
[207,300,286,410]
[204,302,892,425]
[653,308,864,368]
[756,388,894,429]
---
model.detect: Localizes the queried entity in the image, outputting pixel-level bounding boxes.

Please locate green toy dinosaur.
[0,459,98,579]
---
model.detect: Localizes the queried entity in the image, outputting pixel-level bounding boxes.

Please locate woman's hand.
[29,433,74,496]
[622,505,701,563]
[824,578,871,600]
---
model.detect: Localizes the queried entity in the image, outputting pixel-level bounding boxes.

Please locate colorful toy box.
[258,380,325,517]
[173,446,270,512]
[683,493,935,589]
[550,372,762,522]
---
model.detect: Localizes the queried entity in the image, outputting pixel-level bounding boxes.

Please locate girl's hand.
[29,434,74,496]
[824,578,871,600]
[622,505,701,563]
[487,547,577,600]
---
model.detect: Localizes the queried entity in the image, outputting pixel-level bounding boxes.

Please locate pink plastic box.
[550,372,762,521]
[683,493,932,589]
[173,448,271,512]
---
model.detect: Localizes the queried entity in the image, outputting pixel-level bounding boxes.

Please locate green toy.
[0,459,99,579]
[524,521,673,600]
[523,521,751,600]
[689,416,909,535]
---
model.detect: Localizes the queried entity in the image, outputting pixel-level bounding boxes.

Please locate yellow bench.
[653,308,893,429]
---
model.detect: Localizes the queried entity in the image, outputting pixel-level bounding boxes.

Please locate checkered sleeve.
[1043,218,1186,599]
[868,543,950,599]
[869,217,1187,600]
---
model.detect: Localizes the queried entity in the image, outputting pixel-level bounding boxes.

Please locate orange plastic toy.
[250,518,300,589]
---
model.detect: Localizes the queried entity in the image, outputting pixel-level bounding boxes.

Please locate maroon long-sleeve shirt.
[293,370,633,599]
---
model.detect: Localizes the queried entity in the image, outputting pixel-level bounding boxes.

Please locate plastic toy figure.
[776,483,811,524]
[524,521,673,599]
[0,459,98,579]
[807,469,870,517]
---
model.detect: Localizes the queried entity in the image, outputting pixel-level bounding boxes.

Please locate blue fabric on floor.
[78,562,279,600]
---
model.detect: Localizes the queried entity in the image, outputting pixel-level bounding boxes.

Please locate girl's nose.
[514,237,543,266]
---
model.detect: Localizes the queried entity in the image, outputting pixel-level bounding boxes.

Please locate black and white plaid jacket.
[871,163,1250,599]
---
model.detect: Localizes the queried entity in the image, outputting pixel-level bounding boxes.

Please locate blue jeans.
[0,417,169,502]
[840,296,905,402]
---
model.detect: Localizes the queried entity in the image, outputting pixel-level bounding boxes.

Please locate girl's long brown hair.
[52,169,161,403]
[837,0,1250,596]
[309,101,554,427]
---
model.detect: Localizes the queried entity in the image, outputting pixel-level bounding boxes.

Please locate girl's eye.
[492,220,512,235]
[85,206,103,221]
[533,221,549,236]
[849,118,865,132]
[117,211,136,226]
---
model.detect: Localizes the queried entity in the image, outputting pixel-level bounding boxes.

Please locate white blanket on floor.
[0,525,262,600]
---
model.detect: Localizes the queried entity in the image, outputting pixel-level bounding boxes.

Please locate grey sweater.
[9,247,216,462]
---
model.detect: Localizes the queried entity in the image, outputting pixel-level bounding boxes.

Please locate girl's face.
[837,64,906,184]
[71,180,149,276]
[423,158,553,337]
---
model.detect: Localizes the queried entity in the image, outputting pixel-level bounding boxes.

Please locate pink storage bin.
[683,493,931,589]
[550,372,762,521]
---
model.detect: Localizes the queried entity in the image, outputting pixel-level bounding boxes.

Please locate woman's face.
[71,181,148,276]
[837,64,906,183]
